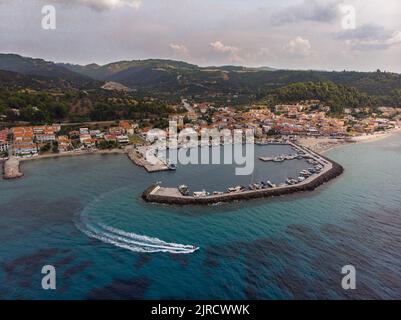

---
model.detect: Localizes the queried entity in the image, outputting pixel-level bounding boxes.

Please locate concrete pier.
[127,149,169,173]
[3,157,23,179]
[142,143,344,205]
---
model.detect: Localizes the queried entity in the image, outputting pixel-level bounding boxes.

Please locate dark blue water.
[0,139,401,299]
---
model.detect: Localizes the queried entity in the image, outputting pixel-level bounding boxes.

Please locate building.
[119,120,135,135]
[0,129,9,152]
[116,135,129,144]
[14,143,38,156]
[57,135,72,152]
[34,126,56,142]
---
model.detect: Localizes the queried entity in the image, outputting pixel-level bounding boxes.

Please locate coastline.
[18,148,127,162]
[3,127,400,180]
[299,127,401,154]
[2,148,127,179]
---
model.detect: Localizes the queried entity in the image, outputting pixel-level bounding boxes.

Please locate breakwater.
[2,157,23,179]
[142,155,344,205]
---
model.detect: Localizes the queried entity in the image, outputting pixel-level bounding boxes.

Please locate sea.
[0,137,400,299]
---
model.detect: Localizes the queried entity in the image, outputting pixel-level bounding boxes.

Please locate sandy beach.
[298,127,401,154]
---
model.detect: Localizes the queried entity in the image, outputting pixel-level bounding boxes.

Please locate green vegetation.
[40,143,51,153]
[1,54,401,124]
[129,134,145,145]
[97,140,118,150]
[268,81,373,114]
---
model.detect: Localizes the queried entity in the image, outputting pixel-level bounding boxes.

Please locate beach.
[298,127,401,154]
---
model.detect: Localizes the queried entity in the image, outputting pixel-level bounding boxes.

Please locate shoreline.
[18,148,127,163]
[2,127,400,180]
[1,148,127,179]
[299,127,401,155]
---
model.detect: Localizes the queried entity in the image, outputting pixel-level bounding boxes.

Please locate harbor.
[142,143,344,205]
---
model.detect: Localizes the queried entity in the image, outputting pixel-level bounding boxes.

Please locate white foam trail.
[98,223,196,250]
[75,217,199,254]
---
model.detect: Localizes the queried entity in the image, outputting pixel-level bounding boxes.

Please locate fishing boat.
[167,160,177,170]
[227,186,243,193]
[273,156,285,162]
[266,181,276,188]
[193,190,209,198]
[178,185,189,195]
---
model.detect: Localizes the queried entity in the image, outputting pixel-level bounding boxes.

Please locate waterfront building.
[0,129,9,152]
[14,143,38,156]
[34,126,56,142]
[57,135,72,152]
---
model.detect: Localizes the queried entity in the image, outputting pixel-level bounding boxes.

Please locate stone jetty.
[127,149,169,173]
[142,143,344,205]
[2,157,23,179]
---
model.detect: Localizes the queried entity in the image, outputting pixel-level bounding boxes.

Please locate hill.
[0,54,101,89]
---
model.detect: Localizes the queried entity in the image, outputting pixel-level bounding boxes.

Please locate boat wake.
[75,217,199,254]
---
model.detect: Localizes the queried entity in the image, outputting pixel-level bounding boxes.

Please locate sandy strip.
[298,127,401,154]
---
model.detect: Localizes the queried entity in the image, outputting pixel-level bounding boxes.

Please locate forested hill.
[2,53,401,100]
[0,53,401,124]
[268,82,374,114]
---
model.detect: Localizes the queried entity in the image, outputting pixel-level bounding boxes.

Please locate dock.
[127,148,169,173]
[142,143,344,205]
[258,156,275,162]
[2,157,23,179]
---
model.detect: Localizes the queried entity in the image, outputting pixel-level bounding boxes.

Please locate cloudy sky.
[1,0,401,72]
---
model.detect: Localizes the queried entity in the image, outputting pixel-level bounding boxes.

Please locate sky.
[0,0,401,72]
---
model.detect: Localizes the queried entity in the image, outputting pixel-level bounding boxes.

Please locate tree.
[40,143,51,153]
[52,141,59,153]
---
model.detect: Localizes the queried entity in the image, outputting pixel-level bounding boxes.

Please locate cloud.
[336,24,401,50]
[51,0,142,11]
[273,0,341,25]
[284,36,313,57]
[209,41,243,63]
[169,43,190,58]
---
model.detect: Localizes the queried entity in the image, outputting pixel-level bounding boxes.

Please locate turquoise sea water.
[0,137,401,299]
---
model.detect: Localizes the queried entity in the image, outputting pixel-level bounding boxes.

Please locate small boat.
[273,156,285,162]
[300,170,310,177]
[253,183,263,190]
[167,160,177,170]
[266,181,276,188]
[213,191,224,195]
[178,185,189,195]
[227,186,243,193]
[193,190,209,198]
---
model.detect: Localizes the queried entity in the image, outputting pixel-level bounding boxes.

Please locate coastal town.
[1,99,400,179]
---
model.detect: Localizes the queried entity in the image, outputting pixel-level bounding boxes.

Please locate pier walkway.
[142,143,343,205]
